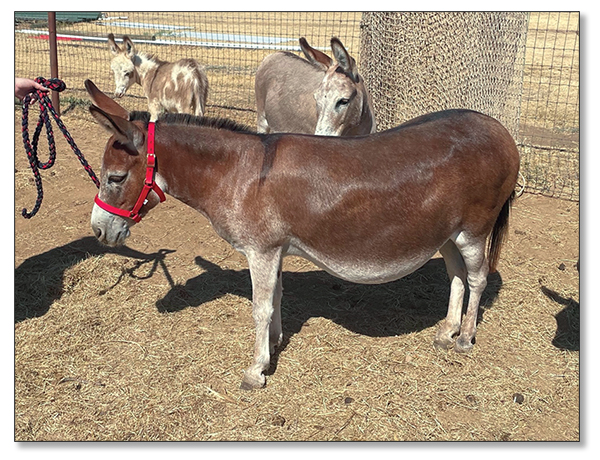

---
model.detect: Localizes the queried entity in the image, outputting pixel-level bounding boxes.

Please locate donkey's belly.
[285,241,437,284]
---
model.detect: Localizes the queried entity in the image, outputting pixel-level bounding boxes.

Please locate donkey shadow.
[15,238,502,344]
[15,236,174,323]
[157,255,503,344]
[541,285,580,351]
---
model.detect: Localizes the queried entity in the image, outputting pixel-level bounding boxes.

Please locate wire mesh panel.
[359,11,578,201]
[15,12,362,127]
[519,12,579,201]
[14,12,579,200]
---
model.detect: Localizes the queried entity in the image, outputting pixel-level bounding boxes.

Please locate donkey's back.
[255,51,324,134]
[261,110,519,257]
[150,57,209,118]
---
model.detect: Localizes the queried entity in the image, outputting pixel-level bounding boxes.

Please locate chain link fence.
[14,12,579,200]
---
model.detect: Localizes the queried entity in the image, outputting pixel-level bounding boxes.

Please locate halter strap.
[94,121,166,223]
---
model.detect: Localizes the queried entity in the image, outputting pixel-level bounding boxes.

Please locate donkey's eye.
[336,98,350,109]
[108,174,127,184]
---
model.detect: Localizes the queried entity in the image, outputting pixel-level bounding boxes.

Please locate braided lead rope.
[20,77,100,219]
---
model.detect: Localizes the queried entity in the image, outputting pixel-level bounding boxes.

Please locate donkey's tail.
[488,190,515,273]
[191,67,209,116]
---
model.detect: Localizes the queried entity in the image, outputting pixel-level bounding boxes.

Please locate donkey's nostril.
[94,227,103,239]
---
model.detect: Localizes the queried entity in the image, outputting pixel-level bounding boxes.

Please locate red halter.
[94,122,166,223]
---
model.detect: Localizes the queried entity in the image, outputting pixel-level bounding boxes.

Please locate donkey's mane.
[137,52,161,64]
[129,111,257,135]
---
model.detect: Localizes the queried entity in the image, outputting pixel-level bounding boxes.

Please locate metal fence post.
[48,12,60,115]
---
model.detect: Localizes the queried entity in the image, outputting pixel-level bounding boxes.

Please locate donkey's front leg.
[240,248,283,390]
[269,263,283,354]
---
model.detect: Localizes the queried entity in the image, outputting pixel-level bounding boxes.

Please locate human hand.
[15,78,49,102]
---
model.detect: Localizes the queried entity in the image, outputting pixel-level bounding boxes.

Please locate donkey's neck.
[133,53,161,85]
[155,126,264,218]
[360,92,377,134]
[356,80,376,135]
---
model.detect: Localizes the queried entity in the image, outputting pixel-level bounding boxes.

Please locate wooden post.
[48,12,60,115]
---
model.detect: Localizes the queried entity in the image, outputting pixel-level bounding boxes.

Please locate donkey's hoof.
[269,336,283,355]
[240,374,266,391]
[454,339,474,354]
[433,337,454,351]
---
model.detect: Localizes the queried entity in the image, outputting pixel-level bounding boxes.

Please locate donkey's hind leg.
[453,232,489,353]
[434,240,467,350]
[190,92,205,117]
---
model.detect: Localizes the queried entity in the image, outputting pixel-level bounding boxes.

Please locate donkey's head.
[108,34,138,98]
[85,80,164,247]
[300,37,375,137]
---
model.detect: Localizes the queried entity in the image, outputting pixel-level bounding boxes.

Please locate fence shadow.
[157,255,503,342]
[14,236,174,323]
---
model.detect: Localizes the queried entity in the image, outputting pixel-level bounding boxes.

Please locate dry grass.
[14,109,579,441]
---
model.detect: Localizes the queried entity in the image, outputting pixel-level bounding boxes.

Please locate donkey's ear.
[107,33,121,55]
[89,105,144,153]
[122,36,136,58]
[299,37,332,70]
[331,37,359,82]
[85,79,130,120]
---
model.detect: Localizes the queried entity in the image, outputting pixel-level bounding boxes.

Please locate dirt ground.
[14,106,579,442]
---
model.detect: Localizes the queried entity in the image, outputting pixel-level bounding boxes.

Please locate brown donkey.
[255,37,376,136]
[85,79,519,390]
[108,34,209,121]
